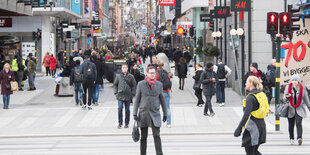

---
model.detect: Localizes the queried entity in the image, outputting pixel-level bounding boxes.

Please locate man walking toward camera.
[133,65,167,155]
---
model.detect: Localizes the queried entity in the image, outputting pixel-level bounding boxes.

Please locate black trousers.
[195,88,204,105]
[245,145,261,155]
[204,95,214,114]
[288,114,303,139]
[82,82,94,106]
[45,67,50,76]
[51,70,56,77]
[140,125,163,155]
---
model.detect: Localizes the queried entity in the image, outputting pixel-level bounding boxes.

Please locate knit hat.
[291,74,301,83]
[251,62,258,69]
[206,63,213,69]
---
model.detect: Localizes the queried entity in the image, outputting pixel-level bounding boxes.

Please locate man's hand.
[163,116,167,122]
[134,115,139,121]
[70,86,73,89]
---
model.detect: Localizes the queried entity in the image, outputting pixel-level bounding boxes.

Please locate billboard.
[72,0,81,14]
[159,0,176,6]
[280,19,310,89]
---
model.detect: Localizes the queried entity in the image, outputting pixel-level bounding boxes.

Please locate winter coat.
[130,69,144,83]
[183,51,192,63]
[27,60,36,74]
[43,54,50,67]
[60,67,71,77]
[199,68,216,96]
[266,64,276,87]
[133,80,167,128]
[235,89,266,147]
[177,63,187,78]
[283,84,310,118]
[193,68,203,90]
[0,70,15,95]
[243,70,268,88]
[173,50,183,63]
[49,56,57,70]
[93,60,104,85]
[58,77,73,96]
[113,72,136,101]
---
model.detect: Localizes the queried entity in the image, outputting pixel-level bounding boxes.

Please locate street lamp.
[229,28,244,99]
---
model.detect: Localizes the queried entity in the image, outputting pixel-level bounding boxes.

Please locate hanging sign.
[231,0,251,12]
[213,7,231,18]
[158,0,176,6]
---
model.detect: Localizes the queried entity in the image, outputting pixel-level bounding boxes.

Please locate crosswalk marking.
[89,108,110,127]
[17,117,38,128]
[173,107,185,126]
[53,109,79,127]
[77,109,101,127]
[0,110,24,128]
[183,107,197,125]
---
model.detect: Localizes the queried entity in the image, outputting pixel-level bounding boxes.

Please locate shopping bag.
[10,81,19,91]
[132,121,140,142]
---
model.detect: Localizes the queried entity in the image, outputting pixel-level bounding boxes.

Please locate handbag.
[132,121,140,142]
[5,83,11,90]
[275,103,289,118]
[10,81,18,91]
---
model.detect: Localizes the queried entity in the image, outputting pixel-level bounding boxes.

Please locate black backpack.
[73,66,83,82]
[266,69,275,86]
[217,64,226,79]
[84,62,94,80]
[157,69,171,90]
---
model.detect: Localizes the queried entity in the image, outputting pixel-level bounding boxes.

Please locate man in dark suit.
[133,65,167,155]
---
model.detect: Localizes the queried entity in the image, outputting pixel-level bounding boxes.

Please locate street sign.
[200,14,213,22]
[71,29,80,39]
[171,25,177,32]
[158,0,176,6]
[213,7,231,18]
[142,27,147,34]
[81,26,91,30]
[231,0,251,12]
[87,39,92,44]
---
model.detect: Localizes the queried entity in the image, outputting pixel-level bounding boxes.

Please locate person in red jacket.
[49,54,57,77]
[43,52,51,76]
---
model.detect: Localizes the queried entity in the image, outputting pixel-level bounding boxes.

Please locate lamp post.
[229,28,244,99]
[212,31,222,60]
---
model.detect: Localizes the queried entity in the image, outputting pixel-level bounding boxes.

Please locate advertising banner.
[72,0,81,14]
[159,0,176,6]
[280,19,310,89]
[230,0,251,12]
[83,0,90,18]
[0,18,12,27]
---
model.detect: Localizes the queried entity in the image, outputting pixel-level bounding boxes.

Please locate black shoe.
[124,125,129,128]
[117,125,122,129]
[33,87,36,90]
[204,113,210,116]
[19,88,24,91]
[28,88,34,91]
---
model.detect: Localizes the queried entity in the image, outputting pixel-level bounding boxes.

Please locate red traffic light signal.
[279,12,291,36]
[176,27,185,35]
[267,12,278,35]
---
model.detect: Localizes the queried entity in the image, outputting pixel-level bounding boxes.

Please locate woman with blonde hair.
[0,63,15,109]
[283,74,310,145]
[234,76,266,155]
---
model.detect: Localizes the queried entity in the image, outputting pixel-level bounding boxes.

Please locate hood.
[267,64,275,70]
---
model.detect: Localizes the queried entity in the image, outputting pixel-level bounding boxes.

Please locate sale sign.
[280,19,310,89]
[159,0,175,6]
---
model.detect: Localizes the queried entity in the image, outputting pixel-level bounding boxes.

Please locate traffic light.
[36,29,42,39]
[189,26,195,37]
[279,12,292,36]
[32,31,37,40]
[267,12,278,35]
[288,5,301,32]
[56,27,63,40]
[208,21,214,32]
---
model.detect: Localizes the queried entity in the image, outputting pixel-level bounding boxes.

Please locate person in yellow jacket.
[11,55,19,86]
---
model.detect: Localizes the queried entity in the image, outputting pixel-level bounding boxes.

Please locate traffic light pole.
[275,36,281,131]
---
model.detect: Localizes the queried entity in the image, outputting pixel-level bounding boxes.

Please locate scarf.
[288,83,303,108]
[146,77,156,90]
[251,70,262,80]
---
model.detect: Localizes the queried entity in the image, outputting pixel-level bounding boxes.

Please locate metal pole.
[248,3,252,70]
[275,36,281,131]
[284,0,287,12]
[241,35,245,96]
[224,0,227,64]
[216,0,218,49]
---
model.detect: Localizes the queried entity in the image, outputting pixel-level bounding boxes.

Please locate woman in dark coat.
[234,76,266,155]
[0,63,15,109]
[193,63,204,107]
[130,63,144,83]
[177,57,187,90]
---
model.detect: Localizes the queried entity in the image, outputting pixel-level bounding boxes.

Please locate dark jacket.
[79,60,97,82]
[266,64,276,87]
[177,63,187,78]
[193,68,203,90]
[0,70,15,95]
[113,72,136,101]
[93,60,104,85]
[243,70,268,88]
[173,50,183,63]
[235,89,266,147]
[60,67,71,77]
[183,52,192,63]
[130,69,144,83]
[200,68,216,96]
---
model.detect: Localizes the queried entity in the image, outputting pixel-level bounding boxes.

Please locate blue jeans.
[3,95,10,107]
[93,84,100,103]
[118,100,130,126]
[163,92,171,125]
[28,72,35,89]
[216,81,226,103]
[74,83,83,104]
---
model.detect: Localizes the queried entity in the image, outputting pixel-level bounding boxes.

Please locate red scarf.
[251,70,262,79]
[288,83,303,108]
[146,77,156,90]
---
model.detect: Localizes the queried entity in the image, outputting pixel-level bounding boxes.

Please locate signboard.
[171,25,177,32]
[81,26,91,30]
[61,21,69,28]
[231,0,251,12]
[158,0,176,6]
[200,14,213,22]
[280,19,310,89]
[71,29,80,39]
[72,0,81,14]
[213,7,231,18]
[21,42,35,60]
[83,0,90,18]
[142,27,147,34]
[0,18,12,27]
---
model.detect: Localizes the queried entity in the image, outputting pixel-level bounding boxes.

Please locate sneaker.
[87,106,92,110]
[290,139,294,145]
[219,103,223,107]
[204,113,210,116]
[298,138,302,145]
[124,125,129,128]
[117,125,122,129]
[210,113,215,117]
[198,104,203,107]
[81,105,87,109]
[222,103,225,106]
[167,124,171,128]
[79,99,83,106]
[93,102,99,106]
